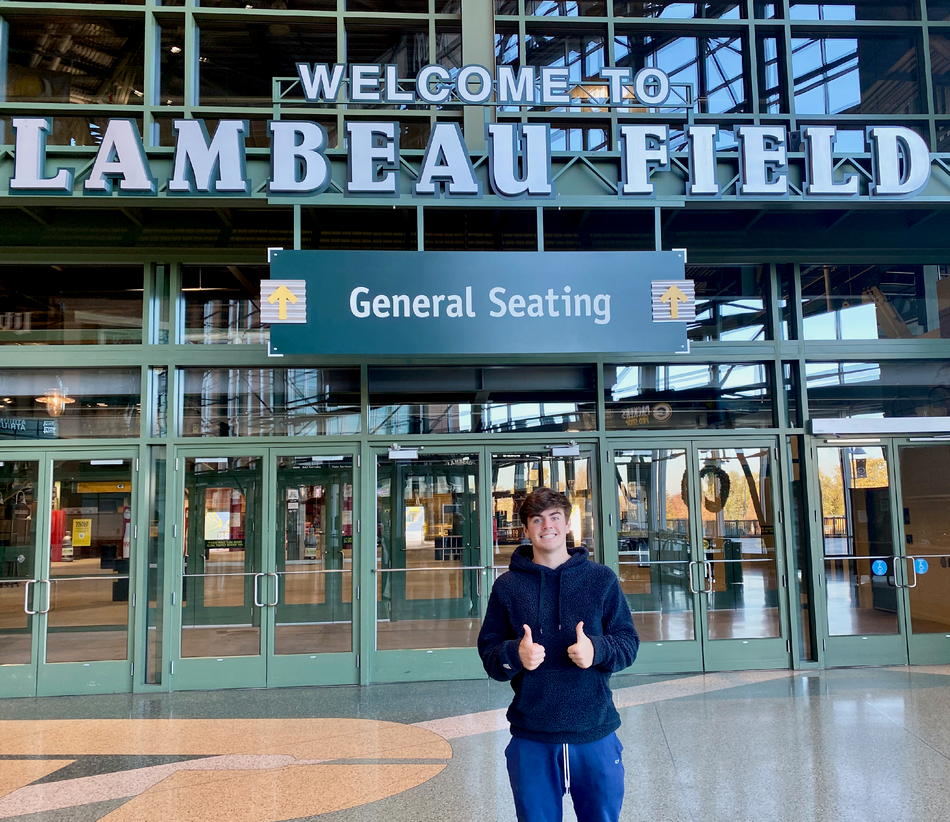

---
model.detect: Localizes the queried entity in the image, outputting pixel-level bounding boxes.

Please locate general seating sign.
[267,250,689,356]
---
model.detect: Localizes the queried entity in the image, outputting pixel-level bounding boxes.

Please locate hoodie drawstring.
[563,743,571,795]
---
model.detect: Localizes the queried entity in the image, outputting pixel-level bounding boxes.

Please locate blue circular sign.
[871,559,888,576]
[914,558,929,575]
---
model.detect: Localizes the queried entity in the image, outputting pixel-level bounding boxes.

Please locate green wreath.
[682,466,731,514]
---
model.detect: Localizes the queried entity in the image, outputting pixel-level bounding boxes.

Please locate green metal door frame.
[266,446,360,688]
[170,446,269,690]
[369,444,488,684]
[894,438,950,666]
[809,437,910,668]
[606,437,792,674]
[0,451,47,698]
[34,448,139,698]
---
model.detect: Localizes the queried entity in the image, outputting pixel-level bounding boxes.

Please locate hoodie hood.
[509,543,589,573]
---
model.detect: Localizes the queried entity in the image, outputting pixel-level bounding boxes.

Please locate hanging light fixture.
[35,388,75,417]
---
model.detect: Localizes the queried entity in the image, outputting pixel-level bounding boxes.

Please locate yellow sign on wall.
[72,519,92,547]
[76,482,128,493]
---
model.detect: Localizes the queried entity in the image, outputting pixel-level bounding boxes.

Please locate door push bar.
[687,561,714,595]
[23,579,51,615]
[253,572,280,607]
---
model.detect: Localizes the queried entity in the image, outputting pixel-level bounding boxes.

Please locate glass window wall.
[181,368,361,437]
[614,31,747,113]
[606,362,775,430]
[806,360,950,420]
[5,15,146,106]
[181,264,268,345]
[0,369,141,439]
[0,265,143,346]
[792,32,923,115]
[800,264,950,341]
[369,365,597,435]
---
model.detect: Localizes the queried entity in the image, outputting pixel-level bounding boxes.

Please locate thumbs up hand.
[568,621,594,669]
[519,624,546,671]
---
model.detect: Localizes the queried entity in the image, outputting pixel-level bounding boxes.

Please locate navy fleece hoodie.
[477,545,640,745]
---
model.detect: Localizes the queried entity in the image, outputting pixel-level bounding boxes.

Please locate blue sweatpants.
[505,733,625,822]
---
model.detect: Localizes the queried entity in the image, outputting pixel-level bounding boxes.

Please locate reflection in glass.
[145,448,165,684]
[801,264,950,341]
[181,457,263,658]
[6,17,145,105]
[898,445,950,634]
[46,460,133,663]
[527,0,607,15]
[0,265,143,346]
[181,368,361,437]
[369,365,596,435]
[698,448,780,639]
[275,456,354,655]
[615,1,742,17]
[686,264,769,342]
[818,446,898,636]
[614,32,747,113]
[787,436,817,660]
[0,369,141,439]
[605,363,774,430]
[376,454,481,651]
[806,360,950,421]
[792,35,922,115]
[525,32,606,110]
[790,0,916,19]
[615,450,694,642]
[0,461,39,666]
[181,265,269,345]
[198,21,336,105]
[491,452,598,570]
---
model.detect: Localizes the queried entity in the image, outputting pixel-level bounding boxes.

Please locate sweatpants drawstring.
[563,743,571,795]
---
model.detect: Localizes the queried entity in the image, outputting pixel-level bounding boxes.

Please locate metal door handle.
[688,561,701,594]
[704,561,714,594]
[39,579,51,614]
[24,579,37,615]
[268,572,279,607]
[253,573,265,607]
[905,557,918,589]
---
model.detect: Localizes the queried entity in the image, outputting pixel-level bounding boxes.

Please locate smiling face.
[523,506,571,568]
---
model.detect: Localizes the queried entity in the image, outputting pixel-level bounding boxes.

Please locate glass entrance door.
[171,449,358,691]
[489,448,599,571]
[373,450,483,682]
[819,441,950,667]
[1,453,137,697]
[613,441,790,672]
[0,456,42,697]
[898,443,950,665]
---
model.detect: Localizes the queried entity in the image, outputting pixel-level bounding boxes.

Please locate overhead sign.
[267,251,688,356]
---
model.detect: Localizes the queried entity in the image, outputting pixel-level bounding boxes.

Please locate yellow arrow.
[267,284,298,320]
[659,285,689,319]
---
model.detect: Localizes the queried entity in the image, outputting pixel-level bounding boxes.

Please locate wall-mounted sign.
[267,250,688,356]
[72,518,92,547]
[6,112,935,202]
[76,482,128,493]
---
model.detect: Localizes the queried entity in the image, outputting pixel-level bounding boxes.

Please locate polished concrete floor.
[3,666,950,822]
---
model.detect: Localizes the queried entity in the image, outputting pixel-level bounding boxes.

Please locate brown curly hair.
[519,487,572,526]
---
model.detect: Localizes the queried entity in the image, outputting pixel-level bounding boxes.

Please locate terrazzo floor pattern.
[2,666,950,822]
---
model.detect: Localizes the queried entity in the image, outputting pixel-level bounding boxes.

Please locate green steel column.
[461,0,495,151]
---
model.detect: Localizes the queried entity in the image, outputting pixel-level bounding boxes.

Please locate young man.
[478,487,640,822]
